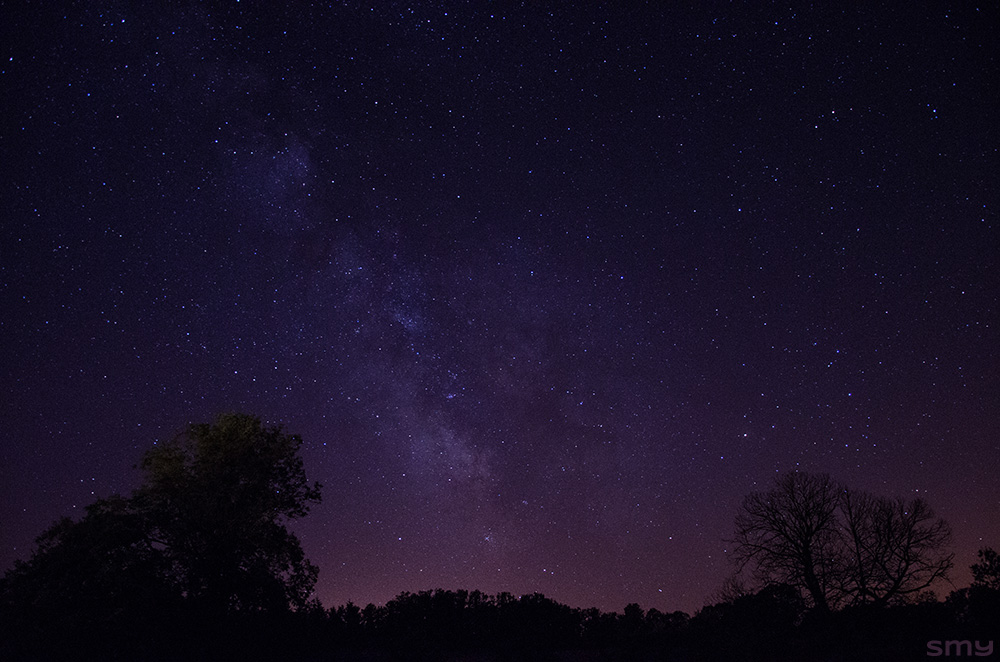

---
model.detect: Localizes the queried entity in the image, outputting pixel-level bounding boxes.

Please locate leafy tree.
[970,546,1000,591]
[1,412,322,658]
[949,546,1000,633]
[135,413,322,613]
[0,495,178,659]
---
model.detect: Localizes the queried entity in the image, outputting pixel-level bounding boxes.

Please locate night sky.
[1,3,996,616]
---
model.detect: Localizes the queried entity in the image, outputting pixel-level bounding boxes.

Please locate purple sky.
[2,3,996,615]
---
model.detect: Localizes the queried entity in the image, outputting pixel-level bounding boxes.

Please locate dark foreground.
[2,585,997,661]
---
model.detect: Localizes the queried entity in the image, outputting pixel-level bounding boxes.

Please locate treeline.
[3,579,998,661]
[324,589,686,657]
[308,583,996,661]
[2,415,997,660]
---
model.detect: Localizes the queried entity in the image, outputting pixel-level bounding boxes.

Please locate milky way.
[2,3,996,614]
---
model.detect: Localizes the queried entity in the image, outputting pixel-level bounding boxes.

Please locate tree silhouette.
[135,413,322,614]
[0,413,321,659]
[970,546,1000,591]
[962,546,1000,634]
[690,583,805,659]
[839,488,952,606]
[730,472,953,613]
[0,495,178,659]
[731,472,844,611]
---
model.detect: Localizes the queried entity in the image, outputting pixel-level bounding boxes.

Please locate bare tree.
[730,472,954,612]
[709,572,753,605]
[730,472,845,611]
[840,489,953,606]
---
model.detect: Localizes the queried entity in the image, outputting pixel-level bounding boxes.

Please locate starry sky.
[1,3,997,616]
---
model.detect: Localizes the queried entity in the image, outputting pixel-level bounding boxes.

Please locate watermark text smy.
[927,640,994,657]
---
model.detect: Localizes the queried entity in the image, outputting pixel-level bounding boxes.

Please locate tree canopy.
[970,546,1000,591]
[0,413,322,658]
[136,413,322,613]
